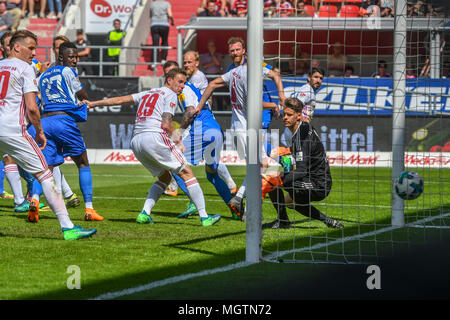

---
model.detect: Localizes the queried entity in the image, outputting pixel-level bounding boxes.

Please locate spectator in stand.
[6,0,21,31]
[379,0,393,17]
[46,0,62,19]
[150,0,174,64]
[198,0,222,17]
[311,59,320,69]
[196,0,228,17]
[22,0,46,18]
[295,1,311,17]
[0,1,13,38]
[230,0,247,17]
[275,0,294,17]
[73,29,92,76]
[327,42,347,77]
[344,65,358,78]
[406,64,417,79]
[288,44,310,76]
[200,39,223,74]
[264,0,276,17]
[371,60,392,78]
[106,19,126,76]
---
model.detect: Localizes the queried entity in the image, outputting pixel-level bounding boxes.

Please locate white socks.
[185,178,208,218]
[5,164,24,205]
[38,169,73,229]
[143,180,167,214]
[217,163,237,191]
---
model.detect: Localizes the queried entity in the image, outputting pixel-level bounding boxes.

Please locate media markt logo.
[91,0,112,18]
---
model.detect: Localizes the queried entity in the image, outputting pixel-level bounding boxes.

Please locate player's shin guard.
[5,164,24,205]
[31,178,43,200]
[185,178,207,219]
[206,170,232,204]
[172,173,190,198]
[38,170,73,229]
[79,166,93,207]
[53,166,73,198]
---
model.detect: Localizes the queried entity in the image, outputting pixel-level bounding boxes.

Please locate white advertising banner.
[64,150,450,168]
[84,0,136,33]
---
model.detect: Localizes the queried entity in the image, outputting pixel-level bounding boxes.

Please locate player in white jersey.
[0,30,96,240]
[282,67,325,146]
[84,68,221,227]
[195,61,286,216]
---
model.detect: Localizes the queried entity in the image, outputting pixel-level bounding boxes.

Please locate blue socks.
[79,166,93,203]
[206,169,232,204]
[18,166,35,197]
[172,173,190,198]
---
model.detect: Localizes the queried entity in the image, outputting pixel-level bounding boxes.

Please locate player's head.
[76,29,84,42]
[183,51,200,77]
[164,67,186,95]
[283,97,305,130]
[0,31,13,58]
[308,67,325,91]
[163,60,179,75]
[9,30,37,64]
[53,35,70,61]
[113,19,121,31]
[58,42,79,69]
[227,37,246,65]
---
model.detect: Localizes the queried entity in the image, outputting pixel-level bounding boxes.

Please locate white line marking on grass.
[88,212,450,300]
[89,261,255,300]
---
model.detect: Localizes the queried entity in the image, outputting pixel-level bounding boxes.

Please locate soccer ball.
[394,171,424,200]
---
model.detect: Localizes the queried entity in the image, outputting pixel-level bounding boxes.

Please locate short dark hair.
[53,35,70,48]
[283,97,304,113]
[0,31,13,47]
[76,29,84,35]
[309,67,325,77]
[9,30,37,51]
[163,60,179,74]
[378,60,387,68]
[345,64,354,72]
[58,41,78,57]
[164,67,186,84]
[114,19,121,24]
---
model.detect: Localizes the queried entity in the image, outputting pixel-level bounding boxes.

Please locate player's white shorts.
[131,131,187,177]
[0,135,48,174]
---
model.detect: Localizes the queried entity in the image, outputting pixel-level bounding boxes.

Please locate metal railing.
[123,0,144,31]
[53,0,74,38]
[36,44,175,76]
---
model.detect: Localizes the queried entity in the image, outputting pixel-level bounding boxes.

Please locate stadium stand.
[25,17,59,62]
[318,4,338,17]
[133,0,200,77]
[340,4,360,17]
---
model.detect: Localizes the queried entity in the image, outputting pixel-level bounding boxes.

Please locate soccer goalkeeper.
[262,97,343,229]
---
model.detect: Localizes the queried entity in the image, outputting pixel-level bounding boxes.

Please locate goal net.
[255,0,450,264]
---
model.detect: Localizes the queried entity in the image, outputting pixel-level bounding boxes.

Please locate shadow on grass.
[21,203,450,300]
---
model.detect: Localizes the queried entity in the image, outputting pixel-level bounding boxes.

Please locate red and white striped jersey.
[0,58,38,137]
[131,86,178,135]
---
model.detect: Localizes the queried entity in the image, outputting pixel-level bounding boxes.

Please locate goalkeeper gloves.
[280,155,294,173]
[261,174,283,199]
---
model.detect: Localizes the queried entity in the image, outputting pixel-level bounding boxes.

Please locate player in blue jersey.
[163,61,242,220]
[27,42,103,223]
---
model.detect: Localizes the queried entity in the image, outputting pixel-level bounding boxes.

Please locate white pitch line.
[88,212,450,300]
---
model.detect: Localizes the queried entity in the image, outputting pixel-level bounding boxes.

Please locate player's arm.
[84,95,135,109]
[268,69,286,106]
[179,106,196,130]
[263,101,280,118]
[195,77,226,115]
[24,92,47,150]
[76,88,88,102]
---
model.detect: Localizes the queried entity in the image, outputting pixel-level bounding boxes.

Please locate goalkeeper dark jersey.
[290,122,332,185]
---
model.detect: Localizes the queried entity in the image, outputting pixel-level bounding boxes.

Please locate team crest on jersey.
[170,102,176,108]
[33,79,37,86]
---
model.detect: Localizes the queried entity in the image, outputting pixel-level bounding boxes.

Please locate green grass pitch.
[0,164,448,299]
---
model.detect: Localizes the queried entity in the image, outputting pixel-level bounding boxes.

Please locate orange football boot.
[27,199,40,223]
[84,208,104,221]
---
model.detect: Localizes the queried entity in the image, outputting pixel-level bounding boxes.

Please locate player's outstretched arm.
[83,95,135,109]
[263,101,280,118]
[24,92,47,150]
[268,69,286,106]
[195,77,225,114]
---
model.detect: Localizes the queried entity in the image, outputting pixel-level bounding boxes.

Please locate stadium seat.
[304,5,315,17]
[340,5,360,18]
[318,5,338,17]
